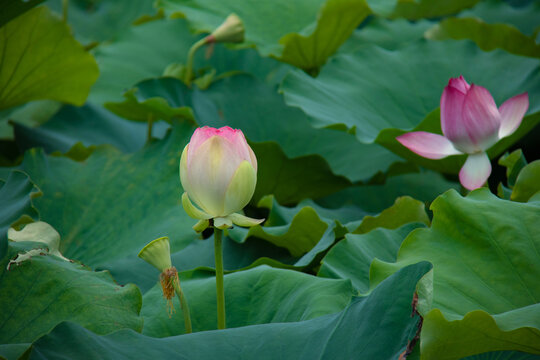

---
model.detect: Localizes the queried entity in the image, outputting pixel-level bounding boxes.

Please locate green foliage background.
[0,0,539,359]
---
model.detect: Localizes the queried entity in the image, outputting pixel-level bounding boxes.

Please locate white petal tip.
[459,152,492,191]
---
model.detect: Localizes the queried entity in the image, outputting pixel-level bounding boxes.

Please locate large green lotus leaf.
[369,189,540,358]
[158,0,370,71]
[319,223,425,294]
[16,121,198,269]
[265,193,427,233]
[511,160,540,202]
[12,104,171,155]
[90,17,285,104]
[26,262,432,360]
[231,195,428,268]
[388,0,480,19]
[464,351,540,360]
[349,196,429,233]
[104,88,195,124]
[0,343,30,360]
[250,141,351,205]
[0,6,99,111]
[142,265,353,336]
[281,40,540,147]
[89,18,194,104]
[46,0,154,43]
[339,18,433,53]
[226,198,336,267]
[0,241,142,346]
[261,194,367,227]
[229,206,329,257]
[421,310,540,360]
[122,76,400,183]
[0,0,44,27]
[366,0,481,18]
[317,169,459,214]
[0,100,62,140]
[427,20,539,58]
[277,0,370,73]
[0,171,40,259]
[448,0,540,36]
[426,1,540,58]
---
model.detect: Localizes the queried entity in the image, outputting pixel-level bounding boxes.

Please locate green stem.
[173,282,192,334]
[214,228,226,329]
[185,37,208,88]
[146,114,154,143]
[62,0,69,23]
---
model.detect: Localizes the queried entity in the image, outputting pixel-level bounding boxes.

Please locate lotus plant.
[138,236,192,334]
[185,14,244,87]
[397,76,529,190]
[180,126,263,330]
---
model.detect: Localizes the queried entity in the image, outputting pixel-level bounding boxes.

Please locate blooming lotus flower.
[180,126,264,231]
[397,76,529,190]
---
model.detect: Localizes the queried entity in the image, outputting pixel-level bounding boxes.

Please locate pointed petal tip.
[447,75,470,93]
[396,131,461,159]
[459,152,492,191]
[498,92,529,139]
[229,213,265,228]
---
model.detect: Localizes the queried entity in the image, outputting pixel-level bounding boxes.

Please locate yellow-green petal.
[223,161,257,215]
[193,219,210,233]
[214,217,233,229]
[182,192,212,220]
[229,213,265,228]
[138,237,172,272]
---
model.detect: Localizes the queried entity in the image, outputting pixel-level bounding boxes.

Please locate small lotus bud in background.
[184,14,245,87]
[180,126,264,231]
[138,237,192,331]
[207,14,244,44]
[397,75,528,191]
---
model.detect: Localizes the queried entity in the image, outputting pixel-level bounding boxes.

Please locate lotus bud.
[397,75,528,191]
[180,126,264,231]
[138,237,179,316]
[207,14,244,44]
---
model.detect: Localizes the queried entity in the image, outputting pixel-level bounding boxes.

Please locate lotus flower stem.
[147,114,154,143]
[213,227,226,329]
[173,281,192,334]
[185,37,208,88]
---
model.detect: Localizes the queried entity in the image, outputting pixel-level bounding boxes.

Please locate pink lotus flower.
[180,126,264,231]
[397,76,529,190]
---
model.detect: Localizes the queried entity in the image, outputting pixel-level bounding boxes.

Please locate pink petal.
[498,92,529,138]
[460,84,501,151]
[447,75,470,94]
[459,152,491,190]
[396,132,462,159]
[441,85,468,148]
[187,126,256,168]
[189,126,240,153]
